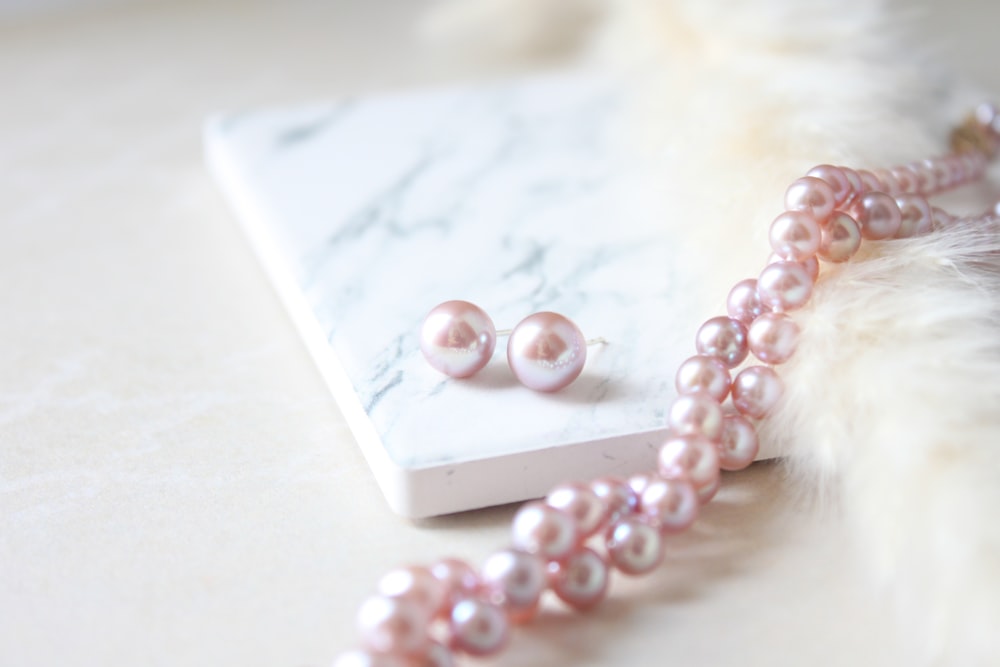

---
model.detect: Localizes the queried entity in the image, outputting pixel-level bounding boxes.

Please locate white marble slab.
[204,72,716,517]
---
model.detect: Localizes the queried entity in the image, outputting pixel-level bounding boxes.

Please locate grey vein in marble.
[206,73,704,473]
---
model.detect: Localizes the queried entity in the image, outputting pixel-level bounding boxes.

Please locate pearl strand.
[332,106,1000,667]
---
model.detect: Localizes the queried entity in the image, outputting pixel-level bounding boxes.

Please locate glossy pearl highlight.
[769,210,823,261]
[747,312,800,364]
[891,165,916,194]
[854,191,902,240]
[377,565,447,617]
[639,477,699,533]
[726,278,767,325]
[784,176,836,222]
[449,599,508,656]
[589,476,638,524]
[546,482,609,538]
[718,414,759,471]
[695,316,749,368]
[667,392,724,440]
[430,558,480,606]
[357,595,430,655]
[675,354,731,402]
[818,212,862,263]
[480,549,548,619]
[895,193,933,238]
[511,502,578,561]
[768,252,819,283]
[550,547,609,610]
[420,300,496,378]
[731,366,784,419]
[657,434,721,500]
[805,164,852,206]
[857,169,882,193]
[605,516,664,576]
[507,312,587,392]
[757,261,813,311]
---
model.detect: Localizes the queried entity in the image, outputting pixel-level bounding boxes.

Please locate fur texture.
[423,0,1000,663]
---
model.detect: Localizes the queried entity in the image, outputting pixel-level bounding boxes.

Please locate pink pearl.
[589,476,638,524]
[639,477,699,533]
[872,168,900,196]
[784,176,836,222]
[895,194,933,238]
[449,599,508,656]
[430,558,480,608]
[511,502,578,561]
[480,549,548,619]
[718,414,759,471]
[767,252,819,282]
[748,312,800,364]
[378,566,448,617]
[732,366,784,419]
[331,649,409,667]
[726,278,767,326]
[857,169,882,194]
[757,261,813,311]
[627,473,655,498]
[924,157,950,192]
[769,210,822,261]
[891,165,917,193]
[357,595,430,655]
[805,164,851,206]
[907,160,932,194]
[546,482,609,538]
[657,434,721,498]
[416,641,456,667]
[695,316,749,368]
[818,212,862,263]
[854,191,902,240]
[507,312,587,392]
[943,155,965,187]
[420,300,496,378]
[605,515,665,576]
[667,392,723,440]
[550,547,609,610]
[839,167,864,201]
[675,354,731,402]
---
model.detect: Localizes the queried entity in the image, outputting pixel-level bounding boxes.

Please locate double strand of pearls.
[333,106,1000,667]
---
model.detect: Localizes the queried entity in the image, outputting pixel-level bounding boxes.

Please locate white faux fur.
[423,0,1000,663]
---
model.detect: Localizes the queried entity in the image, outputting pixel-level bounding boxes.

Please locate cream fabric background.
[1,2,997,665]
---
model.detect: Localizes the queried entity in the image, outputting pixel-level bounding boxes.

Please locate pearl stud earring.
[419,300,497,379]
[507,312,594,392]
[420,302,604,391]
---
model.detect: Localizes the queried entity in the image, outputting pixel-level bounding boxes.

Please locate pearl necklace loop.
[332,104,1000,667]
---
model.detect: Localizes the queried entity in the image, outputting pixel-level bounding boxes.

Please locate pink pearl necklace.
[333,107,1000,667]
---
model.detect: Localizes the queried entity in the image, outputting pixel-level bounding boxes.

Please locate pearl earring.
[419,300,497,379]
[507,312,594,392]
[420,302,604,391]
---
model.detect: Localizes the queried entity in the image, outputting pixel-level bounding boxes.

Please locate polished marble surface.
[206,72,719,516]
